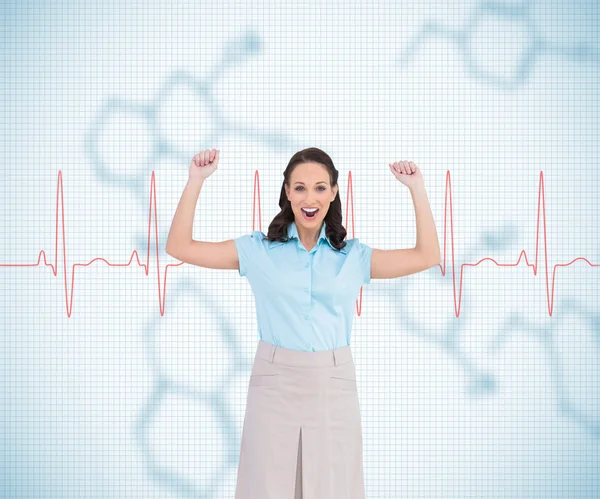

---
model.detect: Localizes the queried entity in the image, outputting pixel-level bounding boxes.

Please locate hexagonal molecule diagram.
[399,0,600,89]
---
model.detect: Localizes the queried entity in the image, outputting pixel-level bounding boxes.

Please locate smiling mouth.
[301,208,319,219]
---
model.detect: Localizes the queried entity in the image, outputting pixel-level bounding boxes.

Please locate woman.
[166,147,441,498]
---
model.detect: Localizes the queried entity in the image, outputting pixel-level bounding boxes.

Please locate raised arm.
[165,178,205,250]
[165,150,241,271]
[370,161,441,280]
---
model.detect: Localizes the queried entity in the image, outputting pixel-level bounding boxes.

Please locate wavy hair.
[264,147,348,251]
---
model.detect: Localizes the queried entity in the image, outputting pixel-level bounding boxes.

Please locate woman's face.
[285,162,338,229]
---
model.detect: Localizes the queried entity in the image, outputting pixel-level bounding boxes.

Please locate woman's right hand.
[189,149,220,183]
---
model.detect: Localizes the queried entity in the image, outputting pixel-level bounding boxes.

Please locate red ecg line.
[0,170,597,317]
[437,170,597,317]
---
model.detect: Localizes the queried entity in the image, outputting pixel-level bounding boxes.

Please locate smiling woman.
[265,148,347,252]
[165,146,440,498]
[229,147,373,498]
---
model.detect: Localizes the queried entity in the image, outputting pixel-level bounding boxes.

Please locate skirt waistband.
[256,340,353,368]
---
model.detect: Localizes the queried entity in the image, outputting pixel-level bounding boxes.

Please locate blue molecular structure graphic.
[86,30,303,259]
[399,0,600,90]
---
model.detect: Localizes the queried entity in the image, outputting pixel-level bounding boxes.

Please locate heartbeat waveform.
[0,170,597,317]
[439,170,599,317]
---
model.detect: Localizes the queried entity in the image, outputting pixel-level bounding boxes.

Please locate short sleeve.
[354,239,373,285]
[234,231,262,277]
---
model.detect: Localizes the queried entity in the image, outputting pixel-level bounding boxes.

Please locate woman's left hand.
[389,161,424,190]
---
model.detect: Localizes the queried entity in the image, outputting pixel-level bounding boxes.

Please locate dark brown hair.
[263,147,348,251]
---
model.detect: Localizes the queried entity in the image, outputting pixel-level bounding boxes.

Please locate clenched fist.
[189,149,220,183]
[389,160,424,190]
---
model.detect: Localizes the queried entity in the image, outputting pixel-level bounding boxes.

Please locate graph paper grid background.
[1,0,599,497]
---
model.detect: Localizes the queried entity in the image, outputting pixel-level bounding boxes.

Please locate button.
[304,287,308,293]
[305,263,309,267]
[304,314,309,320]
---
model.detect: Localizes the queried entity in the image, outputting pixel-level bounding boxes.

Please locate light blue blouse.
[234,220,373,352]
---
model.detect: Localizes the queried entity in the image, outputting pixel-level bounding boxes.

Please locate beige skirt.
[235,340,366,499]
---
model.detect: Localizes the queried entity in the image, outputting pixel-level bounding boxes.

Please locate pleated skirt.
[235,339,366,499]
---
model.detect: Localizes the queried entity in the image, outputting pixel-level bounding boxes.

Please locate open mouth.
[301,208,319,220]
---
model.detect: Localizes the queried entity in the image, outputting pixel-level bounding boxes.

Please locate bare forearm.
[410,184,440,263]
[166,179,204,249]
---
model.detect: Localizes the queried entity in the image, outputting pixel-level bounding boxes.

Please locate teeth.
[302,208,318,213]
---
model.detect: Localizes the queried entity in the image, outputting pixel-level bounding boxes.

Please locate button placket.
[303,257,311,319]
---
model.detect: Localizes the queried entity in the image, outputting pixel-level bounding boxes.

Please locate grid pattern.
[0,1,599,497]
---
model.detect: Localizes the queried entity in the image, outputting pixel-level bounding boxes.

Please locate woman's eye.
[295,186,326,191]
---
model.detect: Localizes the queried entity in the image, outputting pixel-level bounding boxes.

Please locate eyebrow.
[293,181,328,185]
